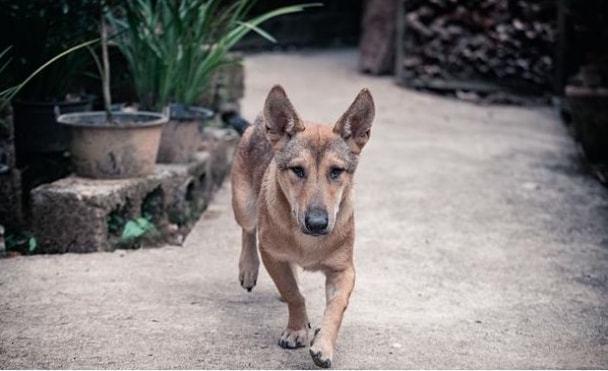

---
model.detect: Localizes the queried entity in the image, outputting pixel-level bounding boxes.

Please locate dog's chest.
[259,228,344,271]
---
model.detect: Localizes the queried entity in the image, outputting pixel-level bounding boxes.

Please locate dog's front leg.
[310,266,355,368]
[260,250,310,349]
[239,229,259,291]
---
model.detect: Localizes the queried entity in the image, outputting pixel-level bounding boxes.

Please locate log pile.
[398,0,557,94]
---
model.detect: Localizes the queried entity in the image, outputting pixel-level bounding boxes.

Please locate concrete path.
[1,50,607,369]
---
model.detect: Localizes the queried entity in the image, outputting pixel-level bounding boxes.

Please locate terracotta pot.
[565,85,608,163]
[156,104,214,163]
[57,111,167,179]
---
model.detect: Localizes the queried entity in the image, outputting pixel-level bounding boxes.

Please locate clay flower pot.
[565,85,608,163]
[156,104,214,164]
[57,111,167,179]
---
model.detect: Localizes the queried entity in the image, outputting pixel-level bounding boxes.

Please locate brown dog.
[230,85,374,368]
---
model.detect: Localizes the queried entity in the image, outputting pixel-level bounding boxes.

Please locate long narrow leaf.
[0,38,99,112]
[110,1,320,109]
[235,21,276,43]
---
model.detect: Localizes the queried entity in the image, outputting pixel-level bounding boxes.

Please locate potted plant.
[108,0,316,163]
[57,7,168,179]
[0,1,100,156]
[0,38,104,167]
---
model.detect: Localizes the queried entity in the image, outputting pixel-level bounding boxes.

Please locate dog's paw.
[238,260,259,292]
[309,328,333,368]
[278,326,310,349]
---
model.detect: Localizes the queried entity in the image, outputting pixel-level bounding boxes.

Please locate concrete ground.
[1,50,608,369]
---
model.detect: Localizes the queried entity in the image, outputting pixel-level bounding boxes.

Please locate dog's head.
[263,85,375,236]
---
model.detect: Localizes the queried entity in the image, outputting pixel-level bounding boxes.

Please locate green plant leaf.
[0,38,99,114]
[108,0,320,109]
[28,237,37,253]
[235,21,276,43]
[121,217,155,241]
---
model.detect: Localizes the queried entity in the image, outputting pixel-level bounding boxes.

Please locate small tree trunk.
[100,7,113,122]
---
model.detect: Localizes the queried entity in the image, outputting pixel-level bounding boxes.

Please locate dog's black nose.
[305,209,329,234]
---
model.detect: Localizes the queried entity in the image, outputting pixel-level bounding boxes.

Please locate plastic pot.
[13,97,94,155]
[156,104,214,164]
[57,111,167,179]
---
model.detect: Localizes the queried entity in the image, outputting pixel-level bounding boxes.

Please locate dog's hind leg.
[239,228,259,291]
[260,249,310,349]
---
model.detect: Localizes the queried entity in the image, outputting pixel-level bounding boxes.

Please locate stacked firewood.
[400,0,556,92]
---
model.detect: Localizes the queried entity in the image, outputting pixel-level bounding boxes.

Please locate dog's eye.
[290,166,305,178]
[329,167,344,180]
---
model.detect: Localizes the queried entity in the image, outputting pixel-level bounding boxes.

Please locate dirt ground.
[1,49,607,369]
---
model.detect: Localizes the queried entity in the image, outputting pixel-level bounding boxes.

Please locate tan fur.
[230,85,374,368]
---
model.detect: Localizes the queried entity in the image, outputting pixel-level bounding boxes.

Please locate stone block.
[31,152,211,253]
[0,169,23,229]
[30,127,239,254]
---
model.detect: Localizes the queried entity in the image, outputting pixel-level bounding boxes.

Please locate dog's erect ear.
[263,85,304,150]
[333,89,375,154]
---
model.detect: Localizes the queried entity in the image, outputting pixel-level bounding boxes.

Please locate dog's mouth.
[301,227,330,237]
